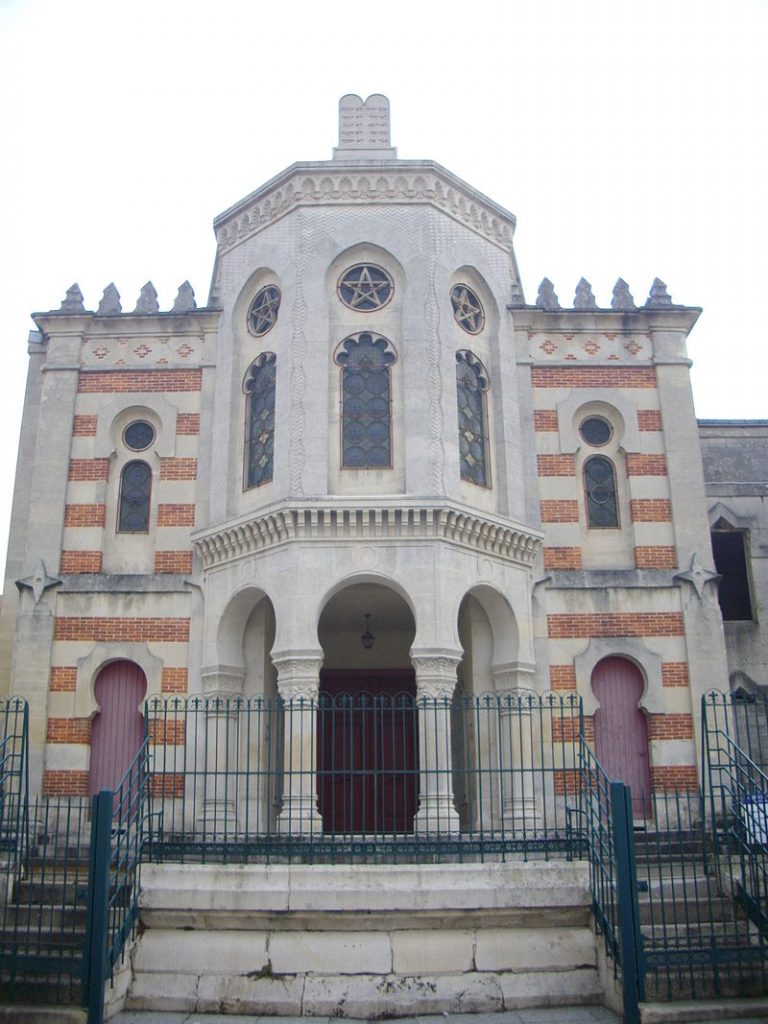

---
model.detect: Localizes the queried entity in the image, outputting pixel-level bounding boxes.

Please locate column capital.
[200,664,246,699]
[411,648,462,700]
[491,660,536,695]
[272,651,323,701]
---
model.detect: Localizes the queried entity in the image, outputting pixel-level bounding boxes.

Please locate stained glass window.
[244,353,277,487]
[337,264,393,311]
[336,333,395,468]
[584,456,619,527]
[248,286,281,337]
[118,461,151,532]
[456,351,489,486]
[123,420,155,452]
[451,284,485,334]
[579,416,612,446]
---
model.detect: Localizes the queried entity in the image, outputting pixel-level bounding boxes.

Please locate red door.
[318,669,418,834]
[591,657,651,818]
[89,661,147,797]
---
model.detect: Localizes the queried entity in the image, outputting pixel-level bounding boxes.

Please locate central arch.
[317,581,417,834]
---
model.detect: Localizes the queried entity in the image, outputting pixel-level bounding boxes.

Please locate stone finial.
[574,278,597,310]
[611,278,636,310]
[134,281,159,314]
[97,283,122,315]
[172,281,197,312]
[508,277,525,307]
[59,283,85,313]
[645,278,672,307]
[536,278,560,311]
[333,93,397,160]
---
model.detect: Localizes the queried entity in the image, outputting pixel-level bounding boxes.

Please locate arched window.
[456,351,489,486]
[584,455,619,528]
[118,461,152,532]
[244,353,277,488]
[335,333,395,468]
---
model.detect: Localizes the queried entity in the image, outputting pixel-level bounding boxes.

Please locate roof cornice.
[212,160,517,255]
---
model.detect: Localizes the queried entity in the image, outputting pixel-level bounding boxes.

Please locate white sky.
[1,0,766,574]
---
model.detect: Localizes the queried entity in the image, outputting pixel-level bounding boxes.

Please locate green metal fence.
[145,690,586,863]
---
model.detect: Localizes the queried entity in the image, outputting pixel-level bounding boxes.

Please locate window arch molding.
[333,332,397,469]
[448,266,499,336]
[574,638,664,716]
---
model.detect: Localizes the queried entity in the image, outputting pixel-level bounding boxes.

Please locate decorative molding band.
[192,501,543,570]
[214,166,515,254]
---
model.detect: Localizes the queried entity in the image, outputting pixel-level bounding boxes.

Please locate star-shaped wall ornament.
[338,264,393,311]
[16,560,62,605]
[451,284,485,334]
[674,552,720,599]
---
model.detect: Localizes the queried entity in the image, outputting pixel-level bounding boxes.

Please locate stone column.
[492,663,539,832]
[412,651,461,834]
[273,654,323,835]
[199,666,246,836]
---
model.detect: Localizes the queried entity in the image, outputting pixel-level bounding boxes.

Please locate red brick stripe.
[532,367,657,389]
[537,454,576,477]
[54,617,190,642]
[77,370,202,393]
[64,504,106,527]
[72,414,98,436]
[150,774,184,798]
[60,551,103,573]
[549,665,577,691]
[662,662,689,688]
[534,410,559,431]
[176,413,200,435]
[648,714,694,740]
[43,770,89,796]
[634,546,676,569]
[148,721,186,745]
[159,458,198,481]
[543,547,583,570]
[161,668,188,694]
[47,718,92,744]
[637,409,663,431]
[626,454,668,476]
[540,500,580,523]
[630,499,672,522]
[157,504,196,526]
[651,766,697,791]
[69,459,109,481]
[154,551,193,574]
[547,613,684,638]
[49,667,78,692]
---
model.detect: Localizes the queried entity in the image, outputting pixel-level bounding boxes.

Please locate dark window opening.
[711,528,754,621]
[118,460,151,533]
[584,455,619,528]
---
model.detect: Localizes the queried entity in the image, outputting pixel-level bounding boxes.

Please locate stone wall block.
[268,930,391,975]
[475,926,596,972]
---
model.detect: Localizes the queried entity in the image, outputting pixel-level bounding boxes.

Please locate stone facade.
[0,93,763,810]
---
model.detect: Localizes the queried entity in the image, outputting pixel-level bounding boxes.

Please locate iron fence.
[145,690,585,863]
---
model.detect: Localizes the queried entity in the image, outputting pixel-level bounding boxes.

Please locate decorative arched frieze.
[74,643,162,718]
[574,637,665,716]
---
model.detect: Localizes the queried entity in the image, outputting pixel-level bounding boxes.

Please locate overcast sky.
[1,0,766,574]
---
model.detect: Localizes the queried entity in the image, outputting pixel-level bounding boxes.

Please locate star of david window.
[244,353,277,487]
[335,333,395,468]
[451,284,485,335]
[247,286,281,337]
[584,455,619,528]
[337,264,393,312]
[456,351,489,487]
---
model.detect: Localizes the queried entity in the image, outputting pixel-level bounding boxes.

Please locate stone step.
[640,996,768,1022]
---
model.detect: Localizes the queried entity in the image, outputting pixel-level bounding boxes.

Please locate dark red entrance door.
[318,669,418,834]
[591,656,652,818]
[89,660,147,797]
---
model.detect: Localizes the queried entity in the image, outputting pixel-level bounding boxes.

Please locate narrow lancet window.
[584,455,619,527]
[244,353,277,488]
[456,351,489,486]
[336,333,395,468]
[118,461,151,532]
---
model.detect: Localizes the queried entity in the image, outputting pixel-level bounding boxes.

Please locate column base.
[413,798,461,835]
[276,798,323,836]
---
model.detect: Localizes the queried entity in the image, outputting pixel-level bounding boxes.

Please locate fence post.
[82,789,112,1024]
[611,781,644,1024]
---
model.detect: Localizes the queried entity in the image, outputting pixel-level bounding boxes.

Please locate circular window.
[450,284,485,334]
[337,264,393,311]
[248,285,281,336]
[123,420,155,451]
[579,416,612,446]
